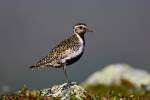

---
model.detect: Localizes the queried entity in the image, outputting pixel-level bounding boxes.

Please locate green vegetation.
[1,81,150,100]
[84,79,150,99]
[84,84,150,99]
[0,85,60,100]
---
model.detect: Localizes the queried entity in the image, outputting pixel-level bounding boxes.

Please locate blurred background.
[0,0,150,92]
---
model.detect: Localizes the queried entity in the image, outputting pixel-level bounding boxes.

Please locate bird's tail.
[29,64,39,69]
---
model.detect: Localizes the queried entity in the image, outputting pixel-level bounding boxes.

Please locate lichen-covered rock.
[40,82,91,100]
[84,63,150,90]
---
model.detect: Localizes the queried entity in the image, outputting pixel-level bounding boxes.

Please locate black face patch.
[79,26,83,29]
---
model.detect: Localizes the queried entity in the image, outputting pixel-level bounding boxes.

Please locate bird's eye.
[79,26,83,29]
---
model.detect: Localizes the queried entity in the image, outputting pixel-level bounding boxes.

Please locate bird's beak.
[86,28,93,32]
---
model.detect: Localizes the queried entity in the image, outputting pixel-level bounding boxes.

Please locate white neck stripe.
[75,33,84,45]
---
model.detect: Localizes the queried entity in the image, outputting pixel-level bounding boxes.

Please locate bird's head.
[73,23,93,35]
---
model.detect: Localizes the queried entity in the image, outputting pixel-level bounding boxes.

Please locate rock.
[84,63,150,90]
[40,82,91,100]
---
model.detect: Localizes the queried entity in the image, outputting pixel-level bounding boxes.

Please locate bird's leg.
[63,64,70,84]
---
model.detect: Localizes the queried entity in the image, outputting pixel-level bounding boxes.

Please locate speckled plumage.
[31,34,84,68]
[30,23,92,82]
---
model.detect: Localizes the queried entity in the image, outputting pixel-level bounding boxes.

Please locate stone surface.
[40,82,91,100]
[84,63,150,90]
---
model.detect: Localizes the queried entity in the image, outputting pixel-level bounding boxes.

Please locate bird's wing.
[30,35,80,68]
[47,35,80,64]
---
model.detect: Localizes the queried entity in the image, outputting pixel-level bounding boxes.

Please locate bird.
[30,23,93,83]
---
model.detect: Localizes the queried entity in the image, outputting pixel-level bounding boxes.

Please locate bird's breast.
[61,34,85,65]
[61,43,84,63]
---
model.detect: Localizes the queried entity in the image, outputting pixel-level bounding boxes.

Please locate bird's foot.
[62,82,77,90]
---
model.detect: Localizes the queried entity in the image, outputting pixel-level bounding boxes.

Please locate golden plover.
[30,23,92,83]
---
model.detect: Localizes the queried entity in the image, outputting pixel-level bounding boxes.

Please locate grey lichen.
[40,82,91,100]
